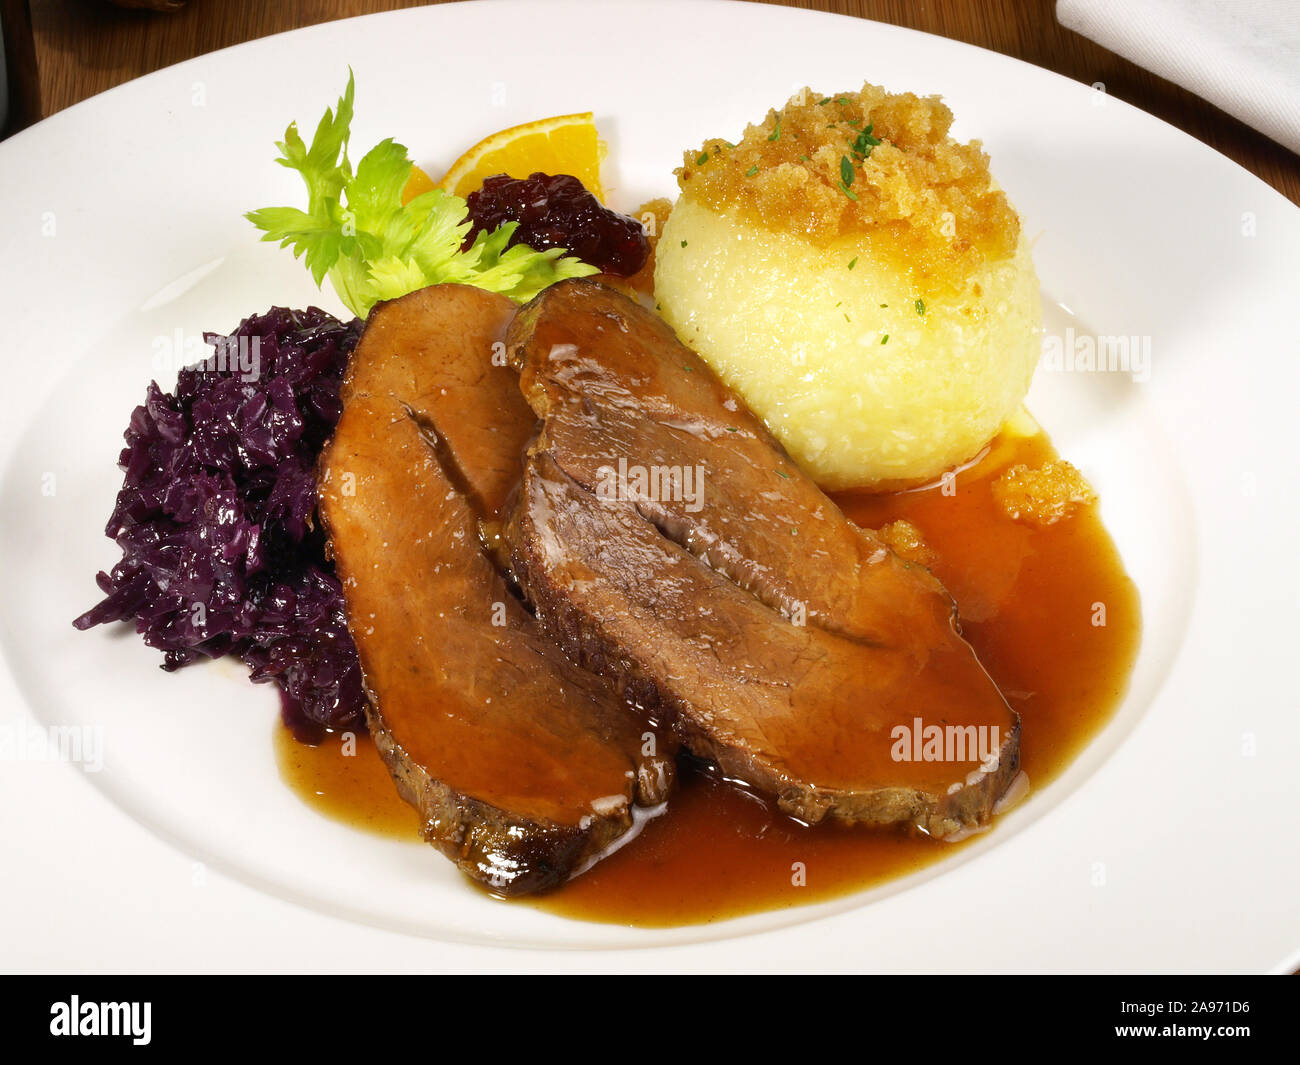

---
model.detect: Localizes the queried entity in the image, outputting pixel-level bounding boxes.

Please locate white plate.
[1,0,1297,974]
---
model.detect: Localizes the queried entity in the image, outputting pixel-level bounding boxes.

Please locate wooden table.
[6,0,1298,205]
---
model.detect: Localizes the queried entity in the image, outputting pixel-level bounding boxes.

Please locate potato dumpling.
[654,83,1041,490]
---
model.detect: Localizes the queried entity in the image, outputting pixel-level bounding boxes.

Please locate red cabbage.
[74,306,366,734]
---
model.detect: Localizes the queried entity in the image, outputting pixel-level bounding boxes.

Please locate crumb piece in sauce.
[600,198,674,304]
[992,460,1096,526]
[635,197,675,251]
[877,519,936,566]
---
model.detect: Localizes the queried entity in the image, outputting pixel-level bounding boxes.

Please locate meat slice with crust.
[318,284,675,895]
[503,279,1019,837]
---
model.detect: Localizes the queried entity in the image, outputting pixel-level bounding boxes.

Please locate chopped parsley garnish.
[847,257,857,270]
[696,151,709,165]
[880,334,889,345]
[817,97,831,105]
[835,96,850,105]
[840,155,854,186]
[680,240,688,247]
[915,298,926,316]
[838,180,858,201]
[768,117,782,141]
[850,124,882,159]
[775,469,790,479]
[746,164,759,177]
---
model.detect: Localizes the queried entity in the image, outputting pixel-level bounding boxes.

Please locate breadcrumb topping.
[675,84,1021,288]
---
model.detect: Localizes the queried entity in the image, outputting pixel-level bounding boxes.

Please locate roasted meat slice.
[317,284,674,895]
[503,279,1019,837]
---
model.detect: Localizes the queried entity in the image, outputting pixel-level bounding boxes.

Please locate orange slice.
[434,113,606,202]
[401,164,436,205]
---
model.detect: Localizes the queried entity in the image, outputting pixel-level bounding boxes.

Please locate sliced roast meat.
[503,279,1019,837]
[317,284,674,895]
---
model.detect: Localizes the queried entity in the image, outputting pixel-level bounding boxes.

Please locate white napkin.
[1057,0,1300,154]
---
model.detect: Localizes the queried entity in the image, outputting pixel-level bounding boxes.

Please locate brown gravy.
[276,426,1140,926]
[274,725,419,839]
